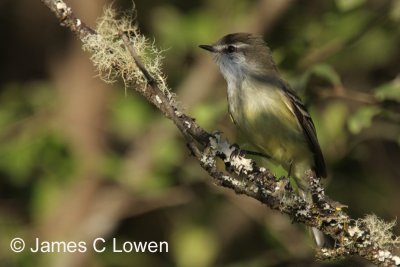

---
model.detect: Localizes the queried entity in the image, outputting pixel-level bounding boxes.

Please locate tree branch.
[40,0,400,266]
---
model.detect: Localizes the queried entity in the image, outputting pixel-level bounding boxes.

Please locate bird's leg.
[229,143,245,157]
[242,150,271,159]
[228,144,270,159]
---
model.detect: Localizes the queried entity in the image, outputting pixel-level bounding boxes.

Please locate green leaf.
[300,63,341,89]
[311,64,342,86]
[375,79,400,102]
[348,106,380,134]
[336,0,366,11]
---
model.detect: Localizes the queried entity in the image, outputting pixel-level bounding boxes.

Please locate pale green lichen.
[81,5,173,102]
[362,214,400,250]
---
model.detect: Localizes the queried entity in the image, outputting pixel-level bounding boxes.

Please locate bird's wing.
[283,85,327,178]
[249,73,327,178]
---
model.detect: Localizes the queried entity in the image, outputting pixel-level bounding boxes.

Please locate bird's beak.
[199,44,217,53]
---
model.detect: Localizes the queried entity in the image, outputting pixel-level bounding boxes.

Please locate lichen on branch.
[81,6,171,100]
[362,215,400,251]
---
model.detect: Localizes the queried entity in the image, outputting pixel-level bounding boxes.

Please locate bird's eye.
[226,45,236,53]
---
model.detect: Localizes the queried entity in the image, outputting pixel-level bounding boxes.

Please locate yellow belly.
[229,78,314,185]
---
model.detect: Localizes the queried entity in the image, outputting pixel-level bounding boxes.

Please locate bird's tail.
[311,226,330,247]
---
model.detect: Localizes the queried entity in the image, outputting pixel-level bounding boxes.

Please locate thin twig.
[120,32,155,85]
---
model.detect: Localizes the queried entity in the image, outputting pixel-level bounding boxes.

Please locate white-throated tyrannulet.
[200,33,327,246]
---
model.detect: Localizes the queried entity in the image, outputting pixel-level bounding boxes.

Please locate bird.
[199,33,327,246]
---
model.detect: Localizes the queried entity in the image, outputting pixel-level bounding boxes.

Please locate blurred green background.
[0,0,400,266]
